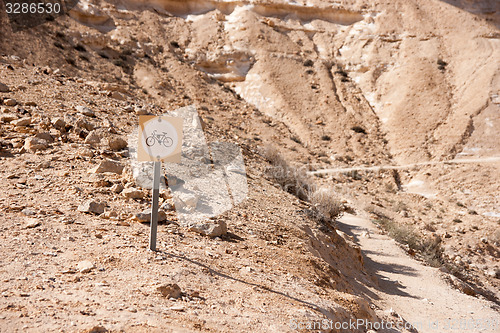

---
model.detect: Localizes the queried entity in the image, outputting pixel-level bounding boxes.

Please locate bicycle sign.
[137,116,183,162]
[146,130,174,148]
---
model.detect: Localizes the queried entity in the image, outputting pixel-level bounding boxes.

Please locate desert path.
[309,157,500,175]
[338,214,499,333]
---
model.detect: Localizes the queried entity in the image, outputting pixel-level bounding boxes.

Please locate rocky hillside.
[0,0,499,332]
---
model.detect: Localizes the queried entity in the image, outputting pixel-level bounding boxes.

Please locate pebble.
[169,306,185,312]
[78,199,105,215]
[110,183,124,193]
[11,117,31,127]
[4,98,17,106]
[77,260,95,273]
[35,132,54,143]
[107,136,127,151]
[0,114,18,123]
[188,220,227,237]
[0,82,10,92]
[52,118,66,131]
[77,147,94,158]
[122,187,145,199]
[157,283,182,299]
[60,217,75,225]
[22,208,36,216]
[160,202,175,211]
[134,209,167,223]
[135,106,149,115]
[76,105,95,117]
[89,160,124,174]
[25,218,41,229]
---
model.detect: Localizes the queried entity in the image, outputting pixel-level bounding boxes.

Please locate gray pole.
[149,160,161,251]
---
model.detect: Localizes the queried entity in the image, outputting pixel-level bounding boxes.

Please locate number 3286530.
[5,2,61,14]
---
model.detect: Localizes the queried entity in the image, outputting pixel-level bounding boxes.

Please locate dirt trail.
[338,214,499,333]
[309,157,500,175]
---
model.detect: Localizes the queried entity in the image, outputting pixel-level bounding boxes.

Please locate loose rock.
[52,118,66,131]
[110,183,124,193]
[35,132,54,143]
[24,137,49,152]
[11,117,31,127]
[25,218,41,228]
[89,160,124,174]
[0,82,10,92]
[4,98,17,106]
[78,199,105,214]
[106,136,127,151]
[76,105,95,117]
[122,187,145,199]
[188,220,227,237]
[134,209,167,223]
[77,260,95,273]
[157,283,182,299]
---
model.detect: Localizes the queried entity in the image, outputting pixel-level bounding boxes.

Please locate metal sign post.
[137,115,183,252]
[149,160,161,251]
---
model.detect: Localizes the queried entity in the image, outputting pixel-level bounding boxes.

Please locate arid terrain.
[0,0,499,332]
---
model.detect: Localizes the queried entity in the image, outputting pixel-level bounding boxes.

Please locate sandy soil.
[0,0,499,331]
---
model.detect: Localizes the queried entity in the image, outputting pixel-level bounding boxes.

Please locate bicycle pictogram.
[146,130,174,148]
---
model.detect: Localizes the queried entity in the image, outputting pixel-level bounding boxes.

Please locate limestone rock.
[85,129,107,145]
[173,193,198,211]
[449,275,476,296]
[134,209,167,223]
[0,82,10,92]
[188,220,227,237]
[11,117,31,127]
[4,98,17,106]
[122,188,145,199]
[77,260,95,273]
[76,105,95,117]
[52,117,66,131]
[78,199,105,214]
[0,114,18,123]
[24,137,48,152]
[157,283,182,299]
[35,132,54,143]
[25,218,41,229]
[110,183,124,193]
[106,136,127,151]
[89,160,124,174]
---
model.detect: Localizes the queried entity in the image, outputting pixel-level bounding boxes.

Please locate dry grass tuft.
[263,146,343,223]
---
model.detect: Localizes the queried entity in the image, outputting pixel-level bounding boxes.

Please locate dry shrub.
[373,217,443,267]
[309,188,343,222]
[262,145,313,201]
[263,146,343,222]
